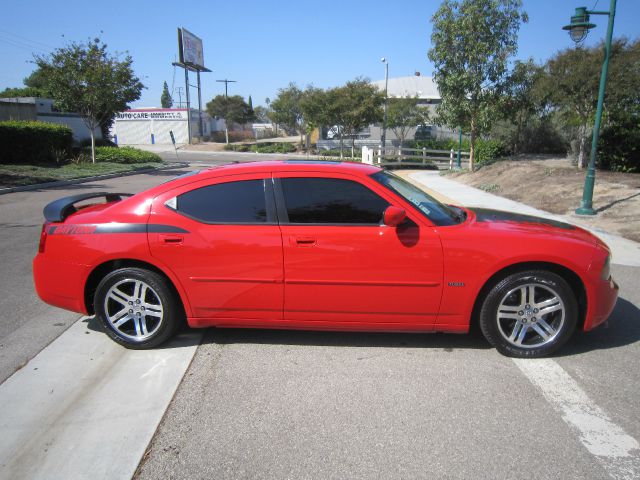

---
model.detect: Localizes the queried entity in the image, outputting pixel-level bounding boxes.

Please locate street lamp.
[562,1,617,215]
[380,57,389,150]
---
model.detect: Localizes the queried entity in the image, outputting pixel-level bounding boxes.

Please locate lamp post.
[456,127,462,169]
[380,57,389,150]
[562,1,617,215]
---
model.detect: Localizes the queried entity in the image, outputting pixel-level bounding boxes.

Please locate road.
[0,153,639,479]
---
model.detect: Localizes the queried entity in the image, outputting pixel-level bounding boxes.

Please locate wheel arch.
[469,261,587,334]
[84,258,190,318]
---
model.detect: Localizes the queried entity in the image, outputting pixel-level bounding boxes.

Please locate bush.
[0,120,73,164]
[79,137,117,148]
[250,142,296,154]
[85,146,162,164]
[474,139,508,165]
[224,144,250,152]
[411,137,507,165]
[210,130,255,143]
[598,120,640,173]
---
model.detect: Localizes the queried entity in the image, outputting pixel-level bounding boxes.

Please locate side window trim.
[272,177,289,224]
[272,176,388,226]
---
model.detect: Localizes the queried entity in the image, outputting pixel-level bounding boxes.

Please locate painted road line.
[513,358,640,480]
[0,317,201,480]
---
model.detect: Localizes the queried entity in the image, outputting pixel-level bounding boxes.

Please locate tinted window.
[371,171,459,226]
[177,179,267,223]
[281,178,389,224]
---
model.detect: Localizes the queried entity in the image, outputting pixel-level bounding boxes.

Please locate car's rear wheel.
[479,270,577,358]
[94,268,181,349]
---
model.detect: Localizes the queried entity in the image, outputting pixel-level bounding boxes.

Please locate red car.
[33,161,618,357]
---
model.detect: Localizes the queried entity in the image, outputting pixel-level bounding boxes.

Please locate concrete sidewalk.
[410,171,640,267]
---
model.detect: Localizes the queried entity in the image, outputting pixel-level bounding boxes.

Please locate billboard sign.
[178,28,205,69]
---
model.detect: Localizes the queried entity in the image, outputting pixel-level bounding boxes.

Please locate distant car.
[414,125,432,141]
[33,161,618,357]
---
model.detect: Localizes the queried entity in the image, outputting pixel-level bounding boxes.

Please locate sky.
[1,0,638,110]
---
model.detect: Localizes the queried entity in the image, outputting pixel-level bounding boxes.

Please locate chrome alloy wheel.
[496,283,565,349]
[103,278,164,342]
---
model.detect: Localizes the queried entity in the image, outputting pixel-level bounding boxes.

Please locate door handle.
[159,234,183,245]
[291,236,316,247]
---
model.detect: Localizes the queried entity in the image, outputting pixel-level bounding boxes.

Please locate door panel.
[149,174,284,320]
[276,173,443,326]
[280,224,442,325]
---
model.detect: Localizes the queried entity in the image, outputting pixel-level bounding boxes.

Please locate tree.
[538,39,640,167]
[160,81,173,108]
[253,105,270,123]
[386,97,429,147]
[330,79,384,158]
[0,68,52,98]
[428,0,528,170]
[299,86,329,149]
[269,83,305,143]
[35,38,144,162]
[492,59,547,154]
[206,95,255,143]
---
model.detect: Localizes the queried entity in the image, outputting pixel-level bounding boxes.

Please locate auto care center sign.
[116,109,188,120]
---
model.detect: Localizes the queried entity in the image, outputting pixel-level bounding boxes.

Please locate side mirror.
[383,206,406,227]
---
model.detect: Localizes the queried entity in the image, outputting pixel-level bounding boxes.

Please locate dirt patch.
[442,156,640,242]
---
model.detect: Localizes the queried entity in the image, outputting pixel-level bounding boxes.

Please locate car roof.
[174,160,381,185]
[207,160,380,175]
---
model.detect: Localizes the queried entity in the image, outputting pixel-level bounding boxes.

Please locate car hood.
[466,207,597,246]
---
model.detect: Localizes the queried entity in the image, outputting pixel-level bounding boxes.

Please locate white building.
[111,107,219,145]
[0,97,102,143]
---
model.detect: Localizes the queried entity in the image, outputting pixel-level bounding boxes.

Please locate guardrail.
[362,146,470,169]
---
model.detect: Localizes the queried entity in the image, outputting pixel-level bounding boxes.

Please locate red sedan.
[33,161,618,357]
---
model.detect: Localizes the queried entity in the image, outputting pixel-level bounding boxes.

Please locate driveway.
[1,157,639,479]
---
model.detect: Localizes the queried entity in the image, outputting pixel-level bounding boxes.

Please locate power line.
[0,29,53,52]
[0,35,50,54]
[216,79,237,97]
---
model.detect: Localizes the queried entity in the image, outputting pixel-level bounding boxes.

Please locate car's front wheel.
[479,270,577,357]
[94,267,182,349]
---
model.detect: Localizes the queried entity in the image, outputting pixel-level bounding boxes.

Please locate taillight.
[38,223,49,253]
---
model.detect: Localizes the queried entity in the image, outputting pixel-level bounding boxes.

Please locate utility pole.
[216,79,237,144]
[176,87,184,108]
[216,79,237,98]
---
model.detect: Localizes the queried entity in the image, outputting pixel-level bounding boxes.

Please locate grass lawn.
[0,162,164,188]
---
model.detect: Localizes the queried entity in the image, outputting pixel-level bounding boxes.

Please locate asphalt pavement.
[0,153,639,479]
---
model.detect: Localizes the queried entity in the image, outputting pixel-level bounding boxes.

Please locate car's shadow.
[558,296,640,356]
[83,295,640,355]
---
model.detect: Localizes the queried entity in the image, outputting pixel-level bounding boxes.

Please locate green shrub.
[474,139,508,165]
[210,131,255,143]
[0,120,73,164]
[411,137,506,165]
[250,142,296,154]
[79,137,117,148]
[598,120,640,173]
[85,146,162,164]
[224,144,251,152]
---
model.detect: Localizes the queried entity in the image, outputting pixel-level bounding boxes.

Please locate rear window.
[175,179,267,223]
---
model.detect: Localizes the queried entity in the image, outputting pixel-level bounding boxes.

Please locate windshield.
[371,171,462,226]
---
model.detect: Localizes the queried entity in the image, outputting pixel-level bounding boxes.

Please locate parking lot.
[1,158,639,479]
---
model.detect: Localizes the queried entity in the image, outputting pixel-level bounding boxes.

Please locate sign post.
[169,130,179,162]
[173,27,211,144]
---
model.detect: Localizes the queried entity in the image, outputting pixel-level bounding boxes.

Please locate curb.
[0,162,190,195]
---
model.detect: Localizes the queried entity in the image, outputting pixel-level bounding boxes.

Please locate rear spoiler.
[43,192,134,223]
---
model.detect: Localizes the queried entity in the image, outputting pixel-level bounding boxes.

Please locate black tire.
[479,270,577,358]
[94,267,182,349]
